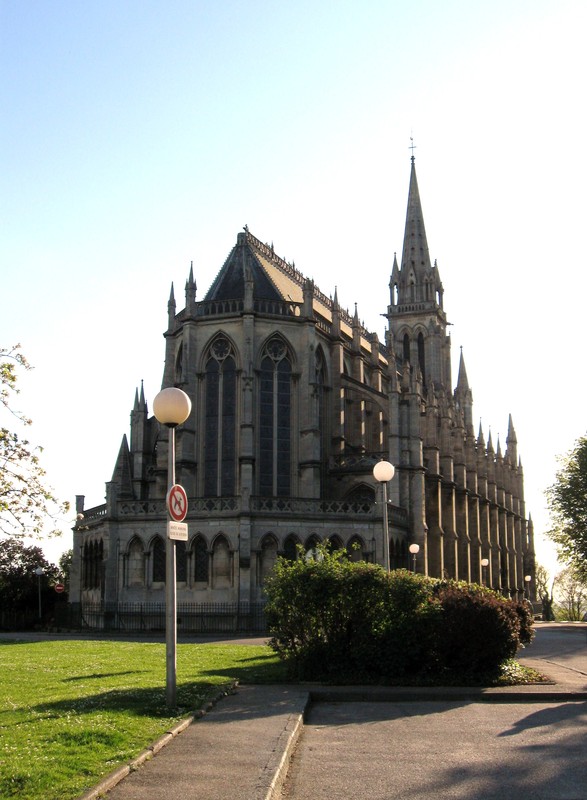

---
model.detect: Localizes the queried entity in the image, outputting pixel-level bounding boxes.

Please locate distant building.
[70,157,535,613]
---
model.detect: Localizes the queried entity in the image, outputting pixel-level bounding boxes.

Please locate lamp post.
[409,543,420,573]
[34,567,44,621]
[524,574,532,601]
[373,460,395,572]
[153,387,192,709]
[481,557,489,587]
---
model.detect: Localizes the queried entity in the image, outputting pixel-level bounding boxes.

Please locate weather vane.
[409,135,417,161]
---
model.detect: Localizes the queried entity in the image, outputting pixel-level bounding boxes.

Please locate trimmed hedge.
[264,547,534,684]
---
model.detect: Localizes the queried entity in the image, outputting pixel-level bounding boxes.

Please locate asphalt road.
[280,624,587,800]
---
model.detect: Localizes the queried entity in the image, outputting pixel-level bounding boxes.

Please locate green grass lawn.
[0,638,286,800]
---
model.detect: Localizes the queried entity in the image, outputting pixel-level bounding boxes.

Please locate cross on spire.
[409,136,417,163]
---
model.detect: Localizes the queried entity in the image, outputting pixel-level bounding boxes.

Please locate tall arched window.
[83,539,103,589]
[347,535,365,562]
[417,332,426,382]
[175,343,184,384]
[212,535,231,588]
[176,540,187,583]
[152,537,166,583]
[258,535,278,585]
[259,337,292,497]
[193,535,209,584]
[403,333,410,364]
[315,348,327,495]
[127,537,144,586]
[283,535,299,561]
[204,336,237,496]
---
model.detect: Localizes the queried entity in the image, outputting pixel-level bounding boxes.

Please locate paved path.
[281,697,587,799]
[76,623,587,800]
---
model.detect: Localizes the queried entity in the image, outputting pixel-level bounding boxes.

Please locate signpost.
[167,521,188,541]
[166,484,188,522]
[54,583,65,594]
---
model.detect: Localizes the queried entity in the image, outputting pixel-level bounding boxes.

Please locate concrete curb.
[76,682,238,800]
[308,686,587,703]
[255,695,311,800]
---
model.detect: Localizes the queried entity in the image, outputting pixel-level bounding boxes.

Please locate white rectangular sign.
[167,521,188,541]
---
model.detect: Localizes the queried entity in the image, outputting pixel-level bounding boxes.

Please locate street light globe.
[153,387,192,427]
[409,543,420,555]
[373,460,395,483]
[481,558,489,567]
[524,575,532,583]
[34,567,44,576]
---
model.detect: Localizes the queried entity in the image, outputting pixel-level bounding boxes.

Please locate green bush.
[265,547,391,681]
[264,547,533,684]
[429,582,523,680]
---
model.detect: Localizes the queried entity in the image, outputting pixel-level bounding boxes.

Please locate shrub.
[513,600,536,646]
[264,549,533,684]
[265,547,390,681]
[429,582,523,680]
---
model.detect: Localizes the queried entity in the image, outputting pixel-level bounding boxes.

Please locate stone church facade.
[70,157,535,611]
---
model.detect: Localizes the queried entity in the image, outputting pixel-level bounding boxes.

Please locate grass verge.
[0,638,286,800]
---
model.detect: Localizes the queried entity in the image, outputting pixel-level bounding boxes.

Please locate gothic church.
[70,157,535,611]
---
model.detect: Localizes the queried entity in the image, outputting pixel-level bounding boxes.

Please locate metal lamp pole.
[373,461,395,573]
[481,557,489,587]
[409,543,420,573]
[524,574,532,601]
[153,387,192,709]
[34,567,44,620]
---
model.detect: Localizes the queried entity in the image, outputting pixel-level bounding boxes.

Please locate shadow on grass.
[32,681,228,718]
[63,670,145,682]
[30,659,290,718]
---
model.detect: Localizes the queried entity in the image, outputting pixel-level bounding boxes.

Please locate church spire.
[387,153,450,389]
[456,348,470,394]
[185,261,197,312]
[401,155,432,276]
[455,348,474,434]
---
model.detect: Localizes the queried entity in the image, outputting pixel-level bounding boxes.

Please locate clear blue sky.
[2,0,586,572]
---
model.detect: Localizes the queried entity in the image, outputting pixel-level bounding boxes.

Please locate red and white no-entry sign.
[167,484,188,522]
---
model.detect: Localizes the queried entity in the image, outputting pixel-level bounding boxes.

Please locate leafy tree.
[546,434,587,579]
[0,345,69,538]
[0,538,59,611]
[535,563,556,621]
[58,548,73,590]
[554,566,587,621]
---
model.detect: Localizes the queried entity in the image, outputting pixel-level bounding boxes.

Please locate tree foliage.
[0,345,69,538]
[0,538,59,610]
[535,563,556,621]
[554,566,587,621]
[546,435,587,578]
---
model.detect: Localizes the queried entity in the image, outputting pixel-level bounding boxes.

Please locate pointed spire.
[139,379,146,410]
[456,347,470,393]
[168,282,176,330]
[487,428,494,454]
[477,420,485,449]
[401,156,432,275]
[185,261,197,310]
[507,414,517,443]
[111,434,134,497]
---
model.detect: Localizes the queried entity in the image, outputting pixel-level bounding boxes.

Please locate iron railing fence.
[56,602,267,634]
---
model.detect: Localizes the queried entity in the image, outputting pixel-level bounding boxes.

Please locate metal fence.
[55,602,267,635]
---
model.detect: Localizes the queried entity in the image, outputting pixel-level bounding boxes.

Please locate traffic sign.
[167,521,188,541]
[167,484,188,522]
[54,583,65,594]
